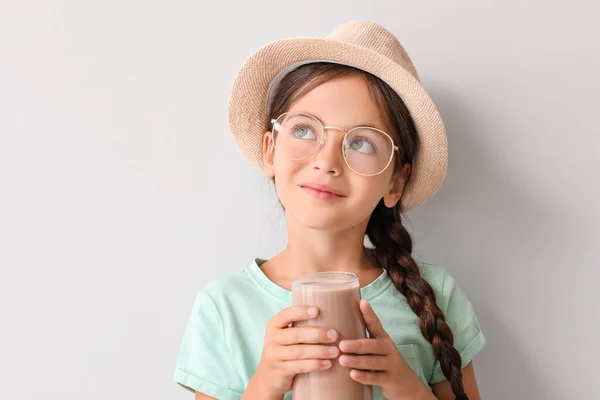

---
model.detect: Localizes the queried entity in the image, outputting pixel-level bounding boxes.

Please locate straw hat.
[227,20,447,211]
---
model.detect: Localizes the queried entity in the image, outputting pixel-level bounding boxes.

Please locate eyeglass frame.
[269,111,400,177]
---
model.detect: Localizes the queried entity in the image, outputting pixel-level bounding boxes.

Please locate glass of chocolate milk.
[291,271,374,400]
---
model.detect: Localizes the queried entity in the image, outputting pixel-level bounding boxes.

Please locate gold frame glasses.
[270,112,400,177]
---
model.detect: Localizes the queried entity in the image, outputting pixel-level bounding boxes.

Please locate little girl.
[173,21,486,400]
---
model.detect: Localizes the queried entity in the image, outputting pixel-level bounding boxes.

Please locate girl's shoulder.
[192,258,287,310]
[194,259,261,299]
[416,261,447,287]
[415,261,467,314]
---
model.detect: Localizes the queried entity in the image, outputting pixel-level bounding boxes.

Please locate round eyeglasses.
[270,112,399,176]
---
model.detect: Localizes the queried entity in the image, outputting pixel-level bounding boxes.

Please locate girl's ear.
[383,163,411,208]
[262,131,275,178]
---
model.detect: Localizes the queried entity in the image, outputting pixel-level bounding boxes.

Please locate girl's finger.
[275,326,339,345]
[283,359,333,375]
[268,306,320,330]
[339,354,388,371]
[338,338,387,355]
[349,369,388,386]
[279,344,340,361]
[359,299,388,339]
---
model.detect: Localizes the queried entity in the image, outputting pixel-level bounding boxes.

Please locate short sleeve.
[429,271,486,384]
[173,291,245,399]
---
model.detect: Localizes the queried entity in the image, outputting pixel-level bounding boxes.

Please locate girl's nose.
[310,127,345,175]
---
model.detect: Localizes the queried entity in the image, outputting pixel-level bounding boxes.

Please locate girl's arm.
[194,372,284,400]
[194,392,216,400]
[239,373,284,400]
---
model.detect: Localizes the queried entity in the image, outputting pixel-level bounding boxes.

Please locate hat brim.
[228,37,447,211]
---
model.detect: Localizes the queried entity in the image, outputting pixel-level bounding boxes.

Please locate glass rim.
[270,111,400,177]
[291,271,359,289]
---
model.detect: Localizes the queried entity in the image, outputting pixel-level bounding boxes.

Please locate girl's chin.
[288,210,356,232]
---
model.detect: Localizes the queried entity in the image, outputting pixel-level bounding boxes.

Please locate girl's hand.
[253,306,341,397]
[338,299,430,400]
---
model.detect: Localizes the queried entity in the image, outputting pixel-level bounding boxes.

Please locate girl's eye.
[349,137,376,154]
[292,125,317,140]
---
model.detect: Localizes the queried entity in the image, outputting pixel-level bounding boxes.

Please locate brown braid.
[267,62,469,399]
[366,201,468,398]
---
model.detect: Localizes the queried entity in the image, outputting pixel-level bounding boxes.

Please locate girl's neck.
[260,217,383,289]
[282,233,368,275]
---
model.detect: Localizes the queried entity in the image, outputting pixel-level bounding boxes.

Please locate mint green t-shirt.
[173,259,486,400]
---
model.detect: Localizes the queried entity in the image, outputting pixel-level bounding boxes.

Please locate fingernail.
[322,360,332,367]
[327,330,338,340]
[307,307,318,317]
[328,346,338,355]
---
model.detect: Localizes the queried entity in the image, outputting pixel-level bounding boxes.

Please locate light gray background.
[1,1,598,399]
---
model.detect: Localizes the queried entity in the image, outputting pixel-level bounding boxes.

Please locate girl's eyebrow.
[331,122,386,132]
[354,123,380,129]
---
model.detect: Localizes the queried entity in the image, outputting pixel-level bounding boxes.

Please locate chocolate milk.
[291,272,373,400]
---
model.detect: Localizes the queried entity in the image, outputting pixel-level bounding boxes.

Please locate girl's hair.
[267,62,468,400]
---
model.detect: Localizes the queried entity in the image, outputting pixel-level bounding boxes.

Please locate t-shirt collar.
[246,258,392,304]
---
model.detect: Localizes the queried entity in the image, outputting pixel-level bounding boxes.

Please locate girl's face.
[263,73,410,232]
